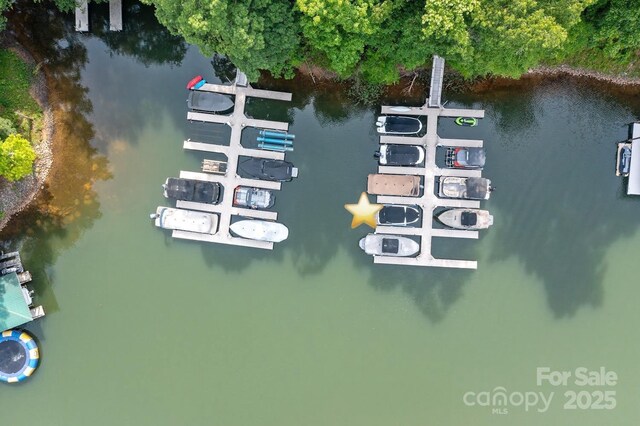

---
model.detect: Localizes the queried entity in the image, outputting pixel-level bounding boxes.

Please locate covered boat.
[359,234,420,257]
[376,116,422,135]
[377,144,425,166]
[376,205,421,226]
[187,90,234,112]
[437,209,493,230]
[445,147,486,169]
[230,220,289,242]
[438,177,492,200]
[163,178,222,204]
[367,174,421,196]
[233,187,275,209]
[238,158,298,182]
[151,207,219,234]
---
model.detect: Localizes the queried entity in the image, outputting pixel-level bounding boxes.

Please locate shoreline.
[0,50,639,233]
[0,36,54,231]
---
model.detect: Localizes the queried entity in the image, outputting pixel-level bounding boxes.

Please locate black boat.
[238,158,299,182]
[376,205,422,226]
[187,91,234,112]
[163,178,222,204]
[376,116,422,135]
[377,144,425,166]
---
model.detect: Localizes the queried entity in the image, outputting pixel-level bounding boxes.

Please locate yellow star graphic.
[344,192,382,229]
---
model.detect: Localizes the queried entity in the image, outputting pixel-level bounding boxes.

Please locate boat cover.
[165,178,220,203]
[460,212,477,226]
[383,145,423,165]
[239,159,294,182]
[457,148,486,167]
[628,123,640,195]
[367,174,420,196]
[379,206,420,224]
[385,116,421,133]
[381,238,399,254]
[187,91,234,112]
[466,178,490,199]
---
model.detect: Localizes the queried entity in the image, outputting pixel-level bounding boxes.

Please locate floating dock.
[372,102,485,269]
[0,252,45,332]
[369,55,487,269]
[626,122,640,195]
[174,79,292,250]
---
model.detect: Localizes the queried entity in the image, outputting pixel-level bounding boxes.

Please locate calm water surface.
[2,3,640,425]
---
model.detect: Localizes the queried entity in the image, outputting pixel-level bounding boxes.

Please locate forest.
[1,0,639,84]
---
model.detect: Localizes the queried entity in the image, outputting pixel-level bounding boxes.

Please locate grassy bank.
[0,48,42,142]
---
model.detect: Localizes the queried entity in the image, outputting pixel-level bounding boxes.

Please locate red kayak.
[186,75,203,89]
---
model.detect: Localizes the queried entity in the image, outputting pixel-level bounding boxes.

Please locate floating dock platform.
[372,102,485,269]
[174,74,293,250]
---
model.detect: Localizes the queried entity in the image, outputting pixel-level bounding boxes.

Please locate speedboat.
[377,144,425,166]
[187,90,234,112]
[233,187,275,209]
[359,234,420,257]
[151,207,219,234]
[445,147,486,169]
[238,158,298,182]
[376,205,421,226]
[163,178,222,204]
[436,209,493,230]
[376,116,422,135]
[455,117,478,126]
[438,177,493,200]
[230,220,289,242]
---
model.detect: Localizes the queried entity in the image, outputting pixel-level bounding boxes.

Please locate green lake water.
[2,3,640,425]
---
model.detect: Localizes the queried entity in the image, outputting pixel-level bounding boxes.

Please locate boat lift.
[257,129,295,152]
[615,122,640,195]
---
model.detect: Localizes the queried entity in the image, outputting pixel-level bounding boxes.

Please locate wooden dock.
[75,0,89,32]
[372,101,486,269]
[173,80,293,250]
[75,0,122,32]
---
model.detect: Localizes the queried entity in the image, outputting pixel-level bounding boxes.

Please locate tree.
[143,0,301,81]
[0,117,16,140]
[0,133,36,181]
[296,0,393,77]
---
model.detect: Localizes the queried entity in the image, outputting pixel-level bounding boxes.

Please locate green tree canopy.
[0,133,36,181]
[143,0,301,80]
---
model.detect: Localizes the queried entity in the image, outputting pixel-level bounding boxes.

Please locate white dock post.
[75,0,89,32]
[109,0,123,31]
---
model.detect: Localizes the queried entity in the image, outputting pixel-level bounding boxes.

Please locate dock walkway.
[374,99,486,269]
[75,0,122,32]
[175,81,292,250]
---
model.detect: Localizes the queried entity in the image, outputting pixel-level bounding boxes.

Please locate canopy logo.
[463,387,553,414]
[462,367,618,414]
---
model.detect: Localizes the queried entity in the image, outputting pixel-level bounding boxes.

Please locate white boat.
[230,220,289,242]
[437,209,493,230]
[359,234,420,257]
[151,207,219,234]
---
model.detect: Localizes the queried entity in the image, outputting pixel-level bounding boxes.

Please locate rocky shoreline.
[0,38,54,231]
[526,65,640,87]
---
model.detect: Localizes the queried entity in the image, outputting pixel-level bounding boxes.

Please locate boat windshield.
[461,212,477,226]
[382,238,400,254]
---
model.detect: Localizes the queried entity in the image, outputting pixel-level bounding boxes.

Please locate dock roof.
[0,273,33,332]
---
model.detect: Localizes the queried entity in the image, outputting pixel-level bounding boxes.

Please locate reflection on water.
[3,1,640,325]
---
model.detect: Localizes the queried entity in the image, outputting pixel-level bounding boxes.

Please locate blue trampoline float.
[0,329,39,383]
